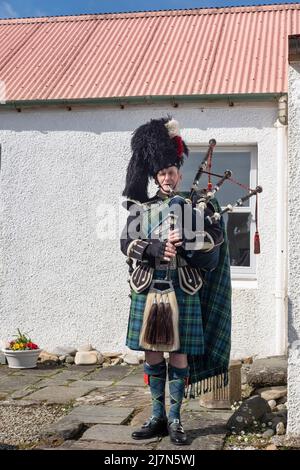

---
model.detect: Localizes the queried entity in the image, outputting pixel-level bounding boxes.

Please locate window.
[181,146,257,279]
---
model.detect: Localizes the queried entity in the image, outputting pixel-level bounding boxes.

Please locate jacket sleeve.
[120,202,166,261]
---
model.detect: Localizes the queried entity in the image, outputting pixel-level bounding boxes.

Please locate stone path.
[0,362,232,450]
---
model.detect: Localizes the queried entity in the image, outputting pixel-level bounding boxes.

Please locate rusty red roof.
[0,3,300,102]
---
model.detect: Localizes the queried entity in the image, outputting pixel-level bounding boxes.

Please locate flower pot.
[2,349,42,369]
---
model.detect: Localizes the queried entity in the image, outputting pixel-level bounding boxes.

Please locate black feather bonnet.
[122,116,189,203]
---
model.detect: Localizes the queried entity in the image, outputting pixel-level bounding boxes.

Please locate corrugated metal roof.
[0,3,300,102]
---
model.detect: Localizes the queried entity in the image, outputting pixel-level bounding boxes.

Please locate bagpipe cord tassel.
[254,193,261,254]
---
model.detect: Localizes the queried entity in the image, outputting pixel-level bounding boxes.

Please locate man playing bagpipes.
[120,117,232,446]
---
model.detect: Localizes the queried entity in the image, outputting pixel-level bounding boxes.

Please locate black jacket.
[120,193,224,271]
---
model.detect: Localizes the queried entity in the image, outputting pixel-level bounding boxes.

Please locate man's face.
[156,166,182,194]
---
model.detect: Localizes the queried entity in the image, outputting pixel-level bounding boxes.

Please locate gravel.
[0,404,67,448]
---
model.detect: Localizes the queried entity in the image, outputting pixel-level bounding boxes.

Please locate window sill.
[232,278,258,289]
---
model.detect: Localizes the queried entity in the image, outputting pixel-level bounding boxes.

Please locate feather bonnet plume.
[122,116,188,203]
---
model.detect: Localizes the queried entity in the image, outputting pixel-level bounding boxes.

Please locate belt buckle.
[155,257,177,270]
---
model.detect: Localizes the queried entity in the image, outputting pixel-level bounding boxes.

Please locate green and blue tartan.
[125,195,232,398]
[187,197,232,398]
[126,269,204,356]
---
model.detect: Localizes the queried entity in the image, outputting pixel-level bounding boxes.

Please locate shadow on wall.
[0,105,273,134]
[288,298,300,347]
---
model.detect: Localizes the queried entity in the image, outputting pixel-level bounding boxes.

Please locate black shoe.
[131,416,168,440]
[168,419,188,446]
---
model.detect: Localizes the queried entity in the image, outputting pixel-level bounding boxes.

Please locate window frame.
[186,144,258,280]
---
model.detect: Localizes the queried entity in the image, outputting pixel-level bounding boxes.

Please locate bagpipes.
[186,139,263,254]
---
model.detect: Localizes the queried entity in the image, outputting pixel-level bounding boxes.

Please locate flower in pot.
[2,329,41,369]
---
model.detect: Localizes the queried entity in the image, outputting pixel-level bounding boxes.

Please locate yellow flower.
[7,330,39,350]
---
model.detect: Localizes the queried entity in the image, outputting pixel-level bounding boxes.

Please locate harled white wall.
[0,103,279,357]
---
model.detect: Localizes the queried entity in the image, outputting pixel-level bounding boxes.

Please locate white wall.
[287,63,300,436]
[0,103,279,356]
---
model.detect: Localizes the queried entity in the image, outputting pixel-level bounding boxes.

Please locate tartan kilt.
[126,270,204,355]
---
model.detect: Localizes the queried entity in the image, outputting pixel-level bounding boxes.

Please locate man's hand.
[163,229,183,261]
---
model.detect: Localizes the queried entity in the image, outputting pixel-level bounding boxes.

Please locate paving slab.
[11,387,39,399]
[0,367,10,377]
[117,373,145,387]
[41,419,84,440]
[56,440,155,450]
[0,375,42,392]
[59,405,134,425]
[9,366,62,377]
[184,399,231,413]
[21,383,99,403]
[85,365,133,382]
[157,410,231,450]
[68,380,113,388]
[33,370,88,388]
[130,406,153,427]
[76,385,151,409]
[0,398,42,406]
[65,365,101,372]
[48,370,93,381]
[81,424,161,446]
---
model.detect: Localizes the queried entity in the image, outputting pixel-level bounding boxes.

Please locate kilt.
[126,270,204,355]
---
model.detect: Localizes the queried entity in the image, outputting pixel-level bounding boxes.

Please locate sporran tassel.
[144,295,158,344]
[164,294,174,345]
[156,297,167,344]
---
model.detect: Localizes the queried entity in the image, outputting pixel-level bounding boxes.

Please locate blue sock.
[144,360,167,419]
[168,364,189,423]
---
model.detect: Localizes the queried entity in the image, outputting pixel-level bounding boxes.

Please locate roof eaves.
[0,93,283,110]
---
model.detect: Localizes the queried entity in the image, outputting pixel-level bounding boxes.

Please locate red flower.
[26,342,39,350]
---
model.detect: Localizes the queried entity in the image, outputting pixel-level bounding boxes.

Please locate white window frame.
[187,145,258,281]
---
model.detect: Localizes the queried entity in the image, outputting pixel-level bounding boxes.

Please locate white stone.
[111,357,123,366]
[102,352,122,359]
[77,344,93,352]
[255,386,287,401]
[75,351,98,365]
[276,422,285,436]
[263,429,275,438]
[95,351,104,365]
[38,350,60,363]
[277,404,287,411]
[122,352,140,365]
[268,400,277,410]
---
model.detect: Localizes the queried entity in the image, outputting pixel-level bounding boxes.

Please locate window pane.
[181,151,251,207]
[223,212,251,267]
